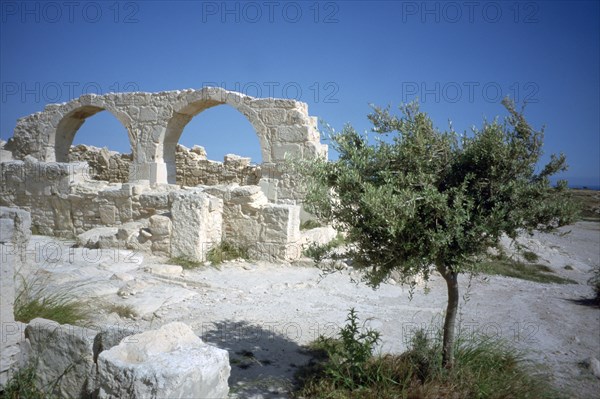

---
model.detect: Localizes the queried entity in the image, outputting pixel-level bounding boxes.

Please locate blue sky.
[1,1,598,187]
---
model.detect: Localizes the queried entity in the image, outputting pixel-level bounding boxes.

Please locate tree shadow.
[200,320,316,398]
[566,297,600,308]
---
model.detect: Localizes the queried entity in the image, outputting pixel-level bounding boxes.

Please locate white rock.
[589,357,600,379]
[144,264,183,276]
[25,318,98,398]
[170,191,223,262]
[97,322,230,399]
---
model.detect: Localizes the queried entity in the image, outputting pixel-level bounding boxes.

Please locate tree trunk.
[437,263,459,368]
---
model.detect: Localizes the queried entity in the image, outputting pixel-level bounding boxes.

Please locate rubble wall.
[0,157,302,261]
[68,144,261,187]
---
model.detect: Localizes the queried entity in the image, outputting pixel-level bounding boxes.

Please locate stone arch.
[51,102,134,163]
[162,88,269,184]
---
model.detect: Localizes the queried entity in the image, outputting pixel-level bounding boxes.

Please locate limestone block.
[99,204,117,225]
[25,318,98,399]
[191,145,207,158]
[116,197,133,222]
[138,107,158,122]
[0,149,13,162]
[260,108,287,125]
[93,326,140,362]
[97,322,230,399]
[0,207,31,387]
[260,203,301,244]
[77,226,119,249]
[149,214,171,237]
[273,143,303,160]
[230,185,269,208]
[278,126,309,142]
[139,191,170,211]
[170,191,223,262]
[286,109,307,125]
[299,225,338,247]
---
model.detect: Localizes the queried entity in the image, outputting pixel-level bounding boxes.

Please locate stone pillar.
[0,207,31,387]
[129,161,168,184]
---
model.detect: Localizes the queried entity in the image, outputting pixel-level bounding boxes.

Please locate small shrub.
[206,241,249,265]
[303,233,346,261]
[169,256,203,269]
[482,255,576,284]
[300,219,323,230]
[14,275,87,325]
[295,324,561,398]
[305,308,381,391]
[0,363,48,399]
[522,250,539,263]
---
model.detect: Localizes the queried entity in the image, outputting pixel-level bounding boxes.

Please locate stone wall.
[68,143,261,187]
[0,207,31,387]
[68,144,131,183]
[174,144,261,187]
[0,157,303,262]
[5,87,327,205]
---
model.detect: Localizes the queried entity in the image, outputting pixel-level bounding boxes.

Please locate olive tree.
[298,99,577,367]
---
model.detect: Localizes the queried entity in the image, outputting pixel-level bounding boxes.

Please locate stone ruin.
[0,87,329,262]
[0,87,334,397]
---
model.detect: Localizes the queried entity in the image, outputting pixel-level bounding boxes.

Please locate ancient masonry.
[0,87,329,261]
[0,88,333,395]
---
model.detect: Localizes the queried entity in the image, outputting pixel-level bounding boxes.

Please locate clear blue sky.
[1,1,598,187]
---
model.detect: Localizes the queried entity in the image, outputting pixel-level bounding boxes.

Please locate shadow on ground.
[566,296,600,308]
[201,320,315,398]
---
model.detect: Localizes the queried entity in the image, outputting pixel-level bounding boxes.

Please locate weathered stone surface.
[25,318,98,399]
[77,226,120,249]
[299,225,338,247]
[0,88,327,265]
[93,326,140,362]
[5,87,327,200]
[97,322,230,399]
[144,263,183,277]
[0,207,31,387]
[170,190,223,262]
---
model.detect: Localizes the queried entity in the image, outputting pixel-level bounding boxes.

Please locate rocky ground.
[16,220,600,398]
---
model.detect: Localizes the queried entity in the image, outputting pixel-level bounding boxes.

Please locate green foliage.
[482,254,576,284]
[14,275,87,325]
[296,98,578,368]
[0,363,48,399]
[169,256,204,269]
[306,308,381,391]
[300,219,324,230]
[206,241,249,265]
[570,189,599,221]
[522,250,539,263]
[302,233,346,262]
[298,99,578,287]
[295,325,561,399]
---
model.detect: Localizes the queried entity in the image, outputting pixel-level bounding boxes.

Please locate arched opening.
[55,107,133,183]
[164,102,264,186]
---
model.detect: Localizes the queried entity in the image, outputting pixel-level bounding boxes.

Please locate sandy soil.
[18,221,600,398]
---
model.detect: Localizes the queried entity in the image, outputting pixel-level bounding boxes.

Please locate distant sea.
[569,185,600,191]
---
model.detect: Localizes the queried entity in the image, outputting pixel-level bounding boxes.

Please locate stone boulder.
[25,318,98,399]
[97,322,230,399]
